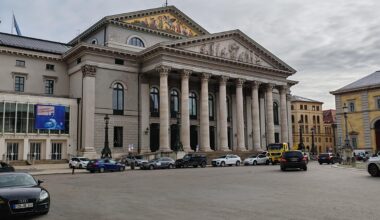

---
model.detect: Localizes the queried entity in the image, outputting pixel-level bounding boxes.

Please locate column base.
[80,148,99,159]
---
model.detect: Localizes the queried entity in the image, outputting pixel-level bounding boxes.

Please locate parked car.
[119,155,148,166]
[280,150,308,171]
[211,154,241,167]
[318,153,340,164]
[0,162,15,172]
[140,157,175,170]
[69,157,90,169]
[367,155,380,177]
[175,154,207,168]
[243,154,270,165]
[86,159,126,173]
[0,173,50,218]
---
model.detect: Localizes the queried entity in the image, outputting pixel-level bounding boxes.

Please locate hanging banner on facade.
[35,105,65,130]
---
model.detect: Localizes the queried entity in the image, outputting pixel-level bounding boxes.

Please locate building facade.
[331,71,380,154]
[0,6,297,161]
[323,109,337,152]
[291,95,331,154]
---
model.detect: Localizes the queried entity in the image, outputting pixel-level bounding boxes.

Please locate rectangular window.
[115,59,124,65]
[16,60,25,67]
[28,104,37,133]
[114,127,123,147]
[351,137,357,149]
[7,143,19,161]
[30,143,41,160]
[46,64,55,70]
[348,101,355,112]
[15,76,25,92]
[300,105,303,110]
[312,106,315,111]
[376,97,380,109]
[51,143,62,160]
[64,107,70,134]
[316,106,320,111]
[304,105,307,110]
[16,103,28,133]
[45,79,54,94]
[4,103,16,133]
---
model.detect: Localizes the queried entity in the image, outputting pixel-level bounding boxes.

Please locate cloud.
[1,0,379,110]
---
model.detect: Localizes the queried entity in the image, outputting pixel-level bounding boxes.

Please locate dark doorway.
[275,133,280,143]
[150,123,159,152]
[375,120,380,152]
[228,127,232,150]
[210,126,215,151]
[170,124,180,151]
[190,125,198,151]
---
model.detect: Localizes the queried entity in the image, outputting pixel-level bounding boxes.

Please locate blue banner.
[35,105,65,130]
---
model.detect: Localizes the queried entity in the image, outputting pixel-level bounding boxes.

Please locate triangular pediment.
[108,6,208,38]
[163,30,296,73]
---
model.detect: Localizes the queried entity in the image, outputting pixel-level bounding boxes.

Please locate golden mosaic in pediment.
[123,13,200,37]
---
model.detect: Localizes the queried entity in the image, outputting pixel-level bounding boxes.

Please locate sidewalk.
[14,163,88,175]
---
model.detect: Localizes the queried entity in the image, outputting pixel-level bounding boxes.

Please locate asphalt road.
[20,162,379,220]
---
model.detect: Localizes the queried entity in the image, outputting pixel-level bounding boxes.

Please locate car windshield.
[79,158,89,161]
[218,156,227,158]
[149,159,158,163]
[249,155,257,158]
[0,173,37,188]
[268,144,283,151]
[284,151,302,158]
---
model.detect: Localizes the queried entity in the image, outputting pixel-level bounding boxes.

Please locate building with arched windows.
[0,6,297,161]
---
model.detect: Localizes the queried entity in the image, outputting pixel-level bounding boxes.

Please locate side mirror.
[37,180,44,185]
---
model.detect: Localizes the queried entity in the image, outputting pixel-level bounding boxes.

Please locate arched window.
[91,39,98,45]
[209,94,214,120]
[112,83,124,115]
[317,116,320,124]
[291,115,295,123]
[128,37,145,47]
[300,115,304,123]
[170,89,179,118]
[313,115,316,124]
[189,92,197,119]
[305,115,308,123]
[273,102,279,125]
[150,87,159,117]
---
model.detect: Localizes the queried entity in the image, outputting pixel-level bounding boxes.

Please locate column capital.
[156,65,171,77]
[251,81,261,89]
[201,73,212,80]
[81,65,97,77]
[236,78,246,87]
[182,69,192,78]
[279,85,288,94]
[265,83,275,91]
[219,76,229,84]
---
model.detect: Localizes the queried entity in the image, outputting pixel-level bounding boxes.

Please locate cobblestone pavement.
[16,162,379,220]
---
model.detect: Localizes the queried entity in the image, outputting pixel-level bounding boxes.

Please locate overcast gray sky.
[1,0,379,110]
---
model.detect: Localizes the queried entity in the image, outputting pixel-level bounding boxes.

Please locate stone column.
[280,86,289,143]
[200,73,211,152]
[287,93,293,148]
[81,65,98,159]
[219,76,229,151]
[157,65,171,152]
[236,78,246,151]
[251,81,261,150]
[181,70,191,151]
[265,84,275,144]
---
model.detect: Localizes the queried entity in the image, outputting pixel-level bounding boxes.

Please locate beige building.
[291,95,331,153]
[0,6,297,161]
[323,109,337,152]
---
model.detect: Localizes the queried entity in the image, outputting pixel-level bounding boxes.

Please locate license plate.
[13,203,34,209]
[290,158,298,162]
[321,157,326,159]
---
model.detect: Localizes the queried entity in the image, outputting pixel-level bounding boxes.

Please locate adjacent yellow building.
[331,71,380,154]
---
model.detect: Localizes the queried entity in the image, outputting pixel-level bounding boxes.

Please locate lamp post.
[101,114,112,159]
[342,103,352,164]
[298,120,305,151]
[311,127,315,155]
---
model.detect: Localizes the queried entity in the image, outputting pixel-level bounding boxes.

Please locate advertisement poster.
[35,105,65,130]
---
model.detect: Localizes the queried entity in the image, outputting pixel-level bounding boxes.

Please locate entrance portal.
[190,125,198,151]
[150,123,159,152]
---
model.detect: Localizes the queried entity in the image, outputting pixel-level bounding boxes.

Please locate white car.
[212,154,241,167]
[69,157,90,169]
[243,154,270,166]
[367,152,380,177]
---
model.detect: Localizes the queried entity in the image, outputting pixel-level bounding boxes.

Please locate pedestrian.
[72,165,75,175]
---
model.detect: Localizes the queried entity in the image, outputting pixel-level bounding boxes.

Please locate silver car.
[367,152,380,177]
[243,154,270,165]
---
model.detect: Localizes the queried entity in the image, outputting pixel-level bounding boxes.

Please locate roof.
[291,95,323,103]
[323,109,336,123]
[331,71,380,94]
[0,32,70,54]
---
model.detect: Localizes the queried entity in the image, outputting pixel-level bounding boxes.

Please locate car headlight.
[39,190,49,201]
[0,197,5,204]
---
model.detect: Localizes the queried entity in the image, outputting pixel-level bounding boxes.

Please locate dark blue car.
[86,159,125,173]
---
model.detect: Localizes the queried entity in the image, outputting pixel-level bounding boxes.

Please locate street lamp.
[101,114,112,159]
[311,127,315,155]
[298,120,305,151]
[342,103,353,164]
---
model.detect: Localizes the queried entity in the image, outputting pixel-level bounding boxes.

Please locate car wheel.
[253,161,257,166]
[368,164,380,177]
[99,167,105,173]
[221,161,225,167]
[319,162,322,165]
[281,166,286,171]
[90,170,95,173]
[79,164,83,169]
[149,165,154,170]
[303,166,308,171]
[193,165,198,168]
[201,162,206,168]
[236,161,240,166]
[40,210,49,215]
[168,164,173,169]
[265,160,270,165]
[119,166,124,172]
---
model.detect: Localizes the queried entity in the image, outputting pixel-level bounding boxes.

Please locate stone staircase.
[8,159,68,166]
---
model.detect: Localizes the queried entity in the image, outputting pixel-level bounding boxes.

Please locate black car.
[0,173,50,218]
[0,162,15,172]
[175,154,207,168]
[318,153,340,164]
[280,151,307,171]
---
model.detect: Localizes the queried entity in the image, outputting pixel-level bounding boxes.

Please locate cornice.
[0,46,62,61]
[62,43,138,60]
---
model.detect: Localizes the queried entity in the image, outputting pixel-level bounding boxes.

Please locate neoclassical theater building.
[0,6,297,161]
